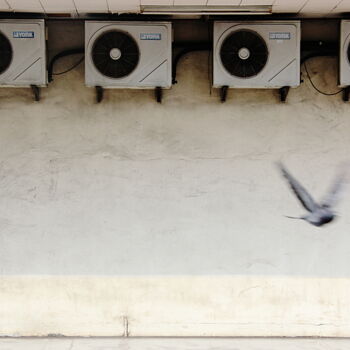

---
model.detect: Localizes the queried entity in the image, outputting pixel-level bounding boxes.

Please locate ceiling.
[0,0,349,16]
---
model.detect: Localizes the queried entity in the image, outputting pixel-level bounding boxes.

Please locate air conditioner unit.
[0,19,47,87]
[213,21,301,90]
[339,20,350,87]
[85,21,172,90]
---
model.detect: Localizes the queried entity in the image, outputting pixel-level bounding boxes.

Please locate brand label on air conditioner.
[13,31,35,38]
[140,33,161,40]
[269,32,291,40]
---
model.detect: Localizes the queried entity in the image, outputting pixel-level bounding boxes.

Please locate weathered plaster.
[0,54,350,335]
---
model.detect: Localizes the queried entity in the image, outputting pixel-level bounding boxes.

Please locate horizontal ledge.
[141,5,272,15]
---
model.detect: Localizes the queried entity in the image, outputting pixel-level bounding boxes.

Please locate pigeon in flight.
[277,162,348,227]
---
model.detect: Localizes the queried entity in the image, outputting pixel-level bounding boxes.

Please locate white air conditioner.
[213,21,301,89]
[339,20,350,87]
[0,19,47,87]
[85,21,172,89]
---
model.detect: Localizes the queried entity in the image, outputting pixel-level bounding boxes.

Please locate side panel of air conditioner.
[85,21,172,89]
[340,20,350,87]
[213,21,301,89]
[0,19,47,87]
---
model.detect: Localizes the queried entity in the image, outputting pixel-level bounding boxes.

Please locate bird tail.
[284,215,303,220]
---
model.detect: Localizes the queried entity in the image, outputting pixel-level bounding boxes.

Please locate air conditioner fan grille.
[220,29,268,78]
[92,30,139,79]
[0,32,12,75]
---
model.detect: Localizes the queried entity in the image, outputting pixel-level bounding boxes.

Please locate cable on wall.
[299,41,344,96]
[52,56,84,76]
[48,48,84,82]
[172,42,211,84]
[303,61,343,96]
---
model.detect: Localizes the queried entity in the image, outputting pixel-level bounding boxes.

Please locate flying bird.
[277,162,348,227]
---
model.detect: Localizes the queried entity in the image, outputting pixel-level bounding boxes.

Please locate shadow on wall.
[0,53,349,276]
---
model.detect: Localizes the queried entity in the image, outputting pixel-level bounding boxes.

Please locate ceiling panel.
[299,0,341,13]
[108,0,140,13]
[0,0,10,10]
[174,0,206,4]
[40,0,76,13]
[74,0,108,13]
[273,0,305,5]
[207,0,241,6]
[140,0,173,4]
[206,0,241,4]
[240,0,275,4]
[331,0,350,12]
[7,0,43,12]
[272,0,306,12]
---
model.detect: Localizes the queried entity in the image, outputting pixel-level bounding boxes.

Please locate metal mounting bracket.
[279,86,290,102]
[342,86,350,102]
[155,87,162,103]
[220,85,228,102]
[96,86,104,103]
[30,85,41,102]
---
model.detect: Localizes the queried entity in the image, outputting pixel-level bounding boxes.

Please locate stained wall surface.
[1,21,350,336]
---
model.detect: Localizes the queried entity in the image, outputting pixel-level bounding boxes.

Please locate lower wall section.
[1,55,350,337]
[1,276,349,337]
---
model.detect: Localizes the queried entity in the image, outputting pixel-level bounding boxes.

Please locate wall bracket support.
[279,86,290,102]
[155,86,162,103]
[220,85,228,102]
[96,86,104,103]
[31,85,41,102]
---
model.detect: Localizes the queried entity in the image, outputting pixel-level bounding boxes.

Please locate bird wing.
[322,164,349,209]
[277,162,319,213]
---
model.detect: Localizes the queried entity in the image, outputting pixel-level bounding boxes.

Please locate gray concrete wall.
[1,21,350,336]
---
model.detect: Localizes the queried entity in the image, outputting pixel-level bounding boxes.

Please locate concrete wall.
[1,21,350,337]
